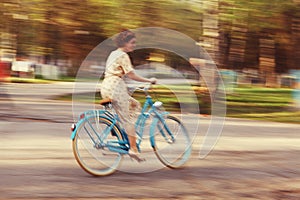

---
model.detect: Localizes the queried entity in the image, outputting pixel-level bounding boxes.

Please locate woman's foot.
[128,149,145,162]
[128,149,139,156]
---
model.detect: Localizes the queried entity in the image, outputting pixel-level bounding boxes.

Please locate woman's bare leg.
[127,97,141,153]
[126,124,138,153]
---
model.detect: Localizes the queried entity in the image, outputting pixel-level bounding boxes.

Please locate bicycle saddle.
[99,98,112,106]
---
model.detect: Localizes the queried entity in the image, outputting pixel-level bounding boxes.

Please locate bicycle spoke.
[153,115,191,168]
[72,116,123,176]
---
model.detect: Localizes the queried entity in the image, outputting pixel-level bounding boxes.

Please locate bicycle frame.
[135,94,171,148]
[71,88,171,154]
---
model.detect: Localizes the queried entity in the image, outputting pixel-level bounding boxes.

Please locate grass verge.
[55,85,300,124]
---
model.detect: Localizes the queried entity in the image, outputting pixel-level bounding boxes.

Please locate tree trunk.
[259,38,277,87]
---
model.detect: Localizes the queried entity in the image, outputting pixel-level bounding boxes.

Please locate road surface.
[0,82,300,199]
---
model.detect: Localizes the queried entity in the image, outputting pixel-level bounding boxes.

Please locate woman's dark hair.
[115,30,136,47]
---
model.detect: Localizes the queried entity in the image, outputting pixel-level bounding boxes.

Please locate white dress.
[101,49,140,125]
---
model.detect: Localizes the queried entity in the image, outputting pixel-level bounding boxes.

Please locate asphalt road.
[0,82,300,200]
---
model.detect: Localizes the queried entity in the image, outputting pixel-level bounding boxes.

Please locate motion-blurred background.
[1,0,300,122]
[1,2,300,199]
[0,0,299,76]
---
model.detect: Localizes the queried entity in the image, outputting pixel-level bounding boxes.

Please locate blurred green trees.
[219,0,300,73]
[0,0,299,76]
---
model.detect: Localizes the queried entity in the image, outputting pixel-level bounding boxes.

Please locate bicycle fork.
[149,116,175,148]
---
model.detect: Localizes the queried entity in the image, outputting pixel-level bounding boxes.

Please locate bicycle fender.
[70,117,87,140]
[70,115,116,140]
[149,117,159,148]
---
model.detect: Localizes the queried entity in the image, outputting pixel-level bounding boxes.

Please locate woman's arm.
[126,71,157,84]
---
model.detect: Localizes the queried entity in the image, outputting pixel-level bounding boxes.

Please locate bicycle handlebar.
[136,83,153,95]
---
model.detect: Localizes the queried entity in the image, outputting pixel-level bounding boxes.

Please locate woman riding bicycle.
[100,30,157,157]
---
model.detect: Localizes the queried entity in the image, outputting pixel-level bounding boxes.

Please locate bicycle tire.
[152,115,191,168]
[72,116,124,176]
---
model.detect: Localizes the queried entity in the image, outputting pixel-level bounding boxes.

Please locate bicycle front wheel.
[153,115,191,168]
[72,116,123,176]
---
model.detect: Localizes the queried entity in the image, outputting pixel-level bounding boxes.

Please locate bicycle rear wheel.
[72,116,124,176]
[153,115,191,168]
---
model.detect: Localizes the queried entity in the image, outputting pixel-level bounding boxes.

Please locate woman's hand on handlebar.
[149,77,157,84]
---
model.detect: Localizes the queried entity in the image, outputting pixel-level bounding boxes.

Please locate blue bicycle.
[71,84,191,176]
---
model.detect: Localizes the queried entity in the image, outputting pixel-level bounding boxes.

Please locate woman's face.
[123,38,136,52]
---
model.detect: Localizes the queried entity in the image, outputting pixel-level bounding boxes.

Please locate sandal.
[128,149,146,162]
